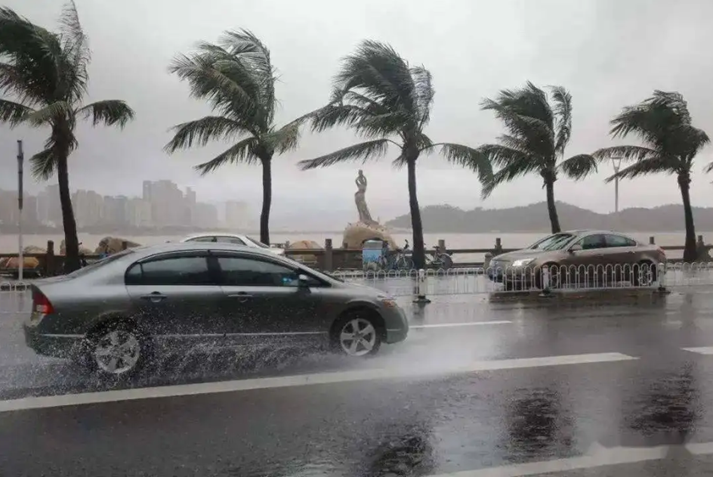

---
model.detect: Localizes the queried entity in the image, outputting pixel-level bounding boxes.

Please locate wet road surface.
[3,292,713,475]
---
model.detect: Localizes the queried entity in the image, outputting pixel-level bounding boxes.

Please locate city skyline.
[0,180,252,231]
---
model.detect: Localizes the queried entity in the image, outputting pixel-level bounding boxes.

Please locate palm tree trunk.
[406,158,425,269]
[57,153,80,273]
[259,156,272,246]
[678,173,697,262]
[544,178,561,233]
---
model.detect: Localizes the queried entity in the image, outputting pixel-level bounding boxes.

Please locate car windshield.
[528,233,576,251]
[247,237,271,248]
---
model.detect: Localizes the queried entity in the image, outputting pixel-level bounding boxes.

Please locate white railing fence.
[1,262,713,314]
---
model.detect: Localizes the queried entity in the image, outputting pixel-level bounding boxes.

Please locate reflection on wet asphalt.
[3,292,713,475]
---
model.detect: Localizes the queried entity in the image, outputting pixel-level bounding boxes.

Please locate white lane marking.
[0,352,635,413]
[686,441,713,454]
[681,346,713,355]
[426,442,681,477]
[410,321,512,329]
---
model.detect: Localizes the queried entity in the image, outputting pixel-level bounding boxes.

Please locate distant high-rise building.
[128,198,152,228]
[37,184,61,226]
[103,195,130,227]
[72,189,104,227]
[143,180,185,227]
[225,201,249,230]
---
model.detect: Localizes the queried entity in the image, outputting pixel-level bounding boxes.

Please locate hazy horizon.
[2,0,713,226]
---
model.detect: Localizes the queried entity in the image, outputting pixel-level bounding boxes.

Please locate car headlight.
[512,258,535,267]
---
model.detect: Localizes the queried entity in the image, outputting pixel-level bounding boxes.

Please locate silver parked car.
[180,233,285,256]
[23,242,409,377]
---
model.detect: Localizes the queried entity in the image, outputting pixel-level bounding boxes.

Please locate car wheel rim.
[94,330,141,375]
[339,318,377,357]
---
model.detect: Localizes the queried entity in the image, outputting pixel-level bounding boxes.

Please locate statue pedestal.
[342,222,396,249]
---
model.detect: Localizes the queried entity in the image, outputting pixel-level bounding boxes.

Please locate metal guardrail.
[2,262,713,315]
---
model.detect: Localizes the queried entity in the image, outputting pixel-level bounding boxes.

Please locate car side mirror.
[297,274,310,287]
[569,244,583,253]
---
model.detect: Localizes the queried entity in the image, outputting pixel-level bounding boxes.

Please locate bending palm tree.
[298,41,491,269]
[0,2,134,273]
[478,82,597,233]
[166,30,303,246]
[594,91,710,262]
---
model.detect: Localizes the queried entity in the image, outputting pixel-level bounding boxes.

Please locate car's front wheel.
[332,312,383,357]
[83,322,149,378]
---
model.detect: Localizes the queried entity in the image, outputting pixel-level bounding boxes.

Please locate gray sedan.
[23,242,409,377]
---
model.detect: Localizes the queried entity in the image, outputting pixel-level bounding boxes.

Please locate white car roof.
[180,233,249,242]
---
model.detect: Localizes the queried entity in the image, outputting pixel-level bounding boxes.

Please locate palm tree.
[594,91,710,262]
[166,30,303,246]
[298,41,492,269]
[0,2,134,272]
[478,82,597,233]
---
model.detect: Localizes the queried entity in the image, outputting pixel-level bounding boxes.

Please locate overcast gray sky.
[2,0,712,224]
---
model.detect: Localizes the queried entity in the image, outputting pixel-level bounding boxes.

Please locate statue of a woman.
[355,170,376,225]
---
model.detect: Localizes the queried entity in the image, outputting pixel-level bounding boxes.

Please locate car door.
[564,234,608,287]
[604,234,640,282]
[212,252,326,346]
[124,251,228,346]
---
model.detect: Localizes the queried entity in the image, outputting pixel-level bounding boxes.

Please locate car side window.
[576,234,607,250]
[217,236,246,245]
[126,256,213,286]
[605,234,637,248]
[216,256,318,287]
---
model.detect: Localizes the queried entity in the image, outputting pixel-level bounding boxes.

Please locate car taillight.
[657,247,666,257]
[33,290,54,315]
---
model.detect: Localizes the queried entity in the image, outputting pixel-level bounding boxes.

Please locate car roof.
[563,229,633,236]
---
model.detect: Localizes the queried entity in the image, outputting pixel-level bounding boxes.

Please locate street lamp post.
[611,156,623,214]
[17,140,24,282]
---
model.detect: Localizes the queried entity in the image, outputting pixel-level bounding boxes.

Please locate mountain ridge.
[385,201,713,233]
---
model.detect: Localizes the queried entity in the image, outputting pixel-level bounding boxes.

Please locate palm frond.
[476,144,534,168]
[165,116,245,153]
[549,86,572,155]
[482,154,541,199]
[23,101,72,126]
[438,143,493,183]
[592,145,658,161]
[58,0,90,102]
[217,29,276,127]
[0,9,62,105]
[0,98,33,126]
[194,136,260,176]
[605,156,676,183]
[481,98,554,157]
[559,154,597,180]
[310,103,372,133]
[264,121,301,154]
[169,52,259,129]
[336,40,415,117]
[76,100,134,128]
[29,148,57,181]
[410,65,434,128]
[705,161,713,174]
[298,139,391,170]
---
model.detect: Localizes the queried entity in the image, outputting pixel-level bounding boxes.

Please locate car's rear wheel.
[82,322,149,378]
[332,312,383,357]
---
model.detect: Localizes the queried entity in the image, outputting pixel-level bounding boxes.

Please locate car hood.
[338,280,392,298]
[491,249,554,263]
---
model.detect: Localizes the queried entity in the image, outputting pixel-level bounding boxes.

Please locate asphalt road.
[4,290,713,475]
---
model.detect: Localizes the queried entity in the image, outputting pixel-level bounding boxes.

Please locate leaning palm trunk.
[406,158,425,269]
[678,174,697,262]
[260,158,272,246]
[57,153,80,272]
[544,179,561,233]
